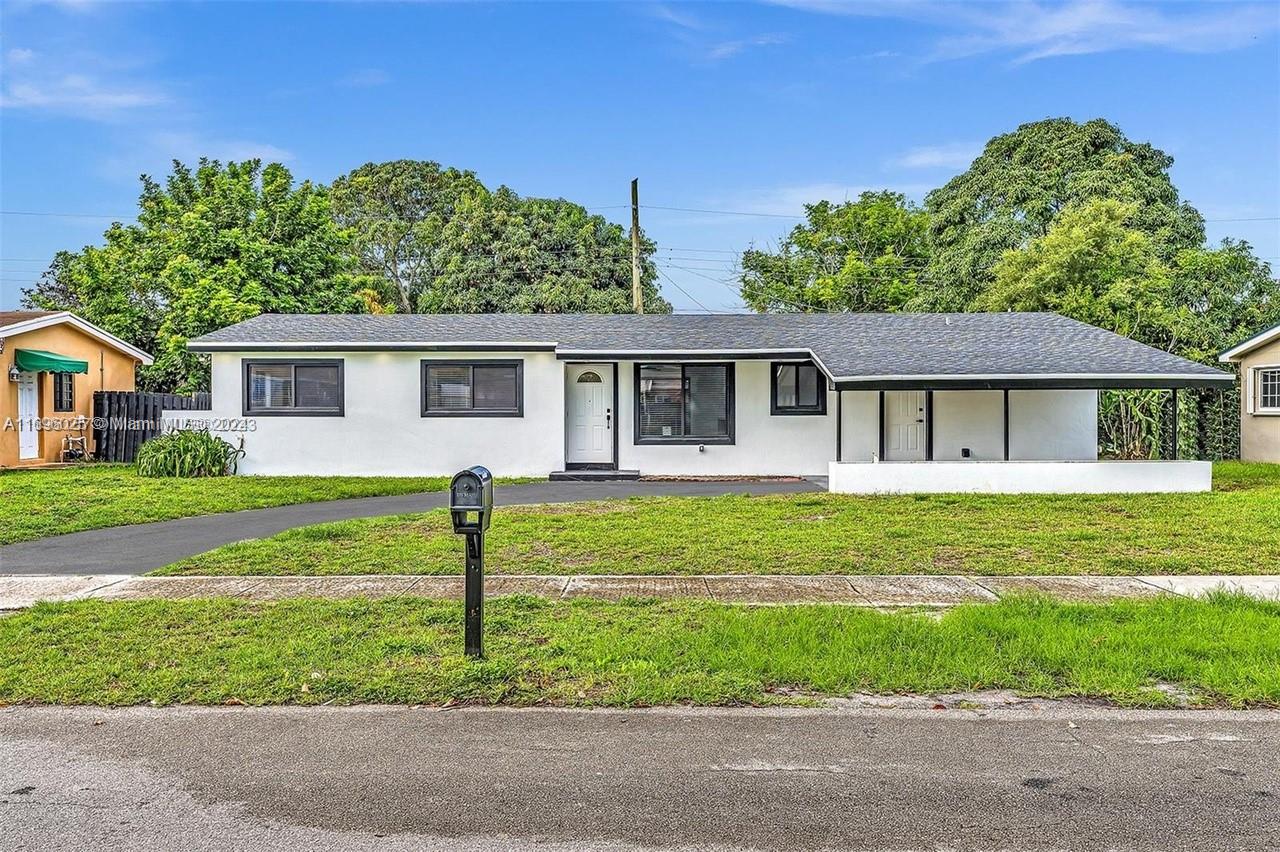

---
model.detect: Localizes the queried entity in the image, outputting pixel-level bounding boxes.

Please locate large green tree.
[739,192,929,313]
[924,117,1205,310]
[978,199,1279,457]
[25,159,369,392]
[330,160,669,314]
[974,200,1181,348]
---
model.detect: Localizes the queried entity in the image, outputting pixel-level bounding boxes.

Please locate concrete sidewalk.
[4,572,1279,610]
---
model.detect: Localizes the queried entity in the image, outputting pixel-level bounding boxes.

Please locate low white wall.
[933,390,1003,461]
[617,360,836,476]
[828,460,1212,494]
[1009,390,1097,460]
[200,350,564,477]
[838,391,879,462]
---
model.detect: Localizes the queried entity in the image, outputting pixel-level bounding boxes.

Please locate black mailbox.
[450,465,493,533]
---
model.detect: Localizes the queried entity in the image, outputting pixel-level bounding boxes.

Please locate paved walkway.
[0,478,821,577]
[3,572,1279,610]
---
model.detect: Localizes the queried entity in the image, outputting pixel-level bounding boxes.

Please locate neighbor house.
[1220,321,1280,462]
[180,312,1233,493]
[1,311,154,467]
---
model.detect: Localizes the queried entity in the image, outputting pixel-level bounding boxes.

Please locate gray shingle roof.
[188,312,1233,388]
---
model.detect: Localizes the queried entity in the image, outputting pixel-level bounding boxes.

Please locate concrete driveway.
[3,703,1277,851]
[0,479,821,577]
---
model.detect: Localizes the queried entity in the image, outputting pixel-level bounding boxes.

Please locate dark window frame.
[242,359,345,417]
[633,362,735,446]
[421,359,524,418]
[53,372,75,412]
[770,360,827,416]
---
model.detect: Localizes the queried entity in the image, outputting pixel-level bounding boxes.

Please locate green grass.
[160,462,1280,577]
[2,594,1277,708]
[0,464,536,545]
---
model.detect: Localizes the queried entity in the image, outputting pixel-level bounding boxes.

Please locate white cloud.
[338,68,391,88]
[645,3,706,32]
[707,33,790,61]
[0,49,167,118]
[889,142,980,170]
[1,74,166,113]
[768,0,1279,63]
[644,3,791,62]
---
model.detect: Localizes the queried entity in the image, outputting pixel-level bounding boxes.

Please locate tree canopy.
[739,192,929,313]
[975,200,1181,349]
[922,117,1206,310]
[978,199,1278,364]
[976,198,1278,457]
[25,159,368,392]
[330,160,669,314]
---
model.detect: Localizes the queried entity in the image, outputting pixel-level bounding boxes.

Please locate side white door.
[17,371,39,460]
[566,365,613,464]
[884,390,926,461]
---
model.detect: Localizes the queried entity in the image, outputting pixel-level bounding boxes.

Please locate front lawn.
[160,462,1280,577]
[1,594,1276,707]
[0,464,534,545]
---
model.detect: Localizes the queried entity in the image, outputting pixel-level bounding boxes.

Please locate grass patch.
[0,464,537,544]
[160,462,1280,577]
[1,594,1277,708]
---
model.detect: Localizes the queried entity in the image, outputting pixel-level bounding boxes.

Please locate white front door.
[17,371,39,460]
[884,390,927,461]
[566,364,614,465]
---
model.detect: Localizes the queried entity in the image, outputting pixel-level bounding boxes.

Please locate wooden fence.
[92,391,212,463]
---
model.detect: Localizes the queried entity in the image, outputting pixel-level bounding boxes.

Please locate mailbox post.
[449,466,493,659]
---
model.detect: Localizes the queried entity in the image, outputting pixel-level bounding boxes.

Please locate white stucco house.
[180,312,1234,493]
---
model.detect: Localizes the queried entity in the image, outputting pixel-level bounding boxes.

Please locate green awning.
[13,349,89,374]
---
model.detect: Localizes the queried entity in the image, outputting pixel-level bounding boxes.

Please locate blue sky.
[2,0,1277,313]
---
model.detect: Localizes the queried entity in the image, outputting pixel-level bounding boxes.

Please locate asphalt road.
[0,478,819,576]
[2,704,1277,851]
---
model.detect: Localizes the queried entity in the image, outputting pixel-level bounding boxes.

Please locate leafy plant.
[136,430,246,478]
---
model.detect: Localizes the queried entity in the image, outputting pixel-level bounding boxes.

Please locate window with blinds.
[771,361,825,415]
[244,361,343,415]
[635,363,733,443]
[422,361,523,416]
[1259,368,1280,411]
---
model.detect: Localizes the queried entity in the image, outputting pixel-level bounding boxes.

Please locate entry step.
[549,469,641,482]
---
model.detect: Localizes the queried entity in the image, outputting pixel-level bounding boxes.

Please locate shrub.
[136,430,246,478]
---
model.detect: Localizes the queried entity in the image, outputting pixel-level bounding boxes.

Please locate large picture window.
[244,360,344,416]
[635,363,734,444]
[53,372,75,412]
[771,361,825,415]
[1258,367,1280,412]
[422,360,523,417]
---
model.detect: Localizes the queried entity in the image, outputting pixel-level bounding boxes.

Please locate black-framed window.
[1259,368,1280,411]
[634,362,734,444]
[422,360,523,417]
[771,361,826,415]
[53,372,75,412]
[243,360,344,416]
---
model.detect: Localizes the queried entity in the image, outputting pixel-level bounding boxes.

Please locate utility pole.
[631,178,643,314]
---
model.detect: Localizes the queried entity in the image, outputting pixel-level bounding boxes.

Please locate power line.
[655,265,721,314]
[641,204,802,220]
[656,246,742,255]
